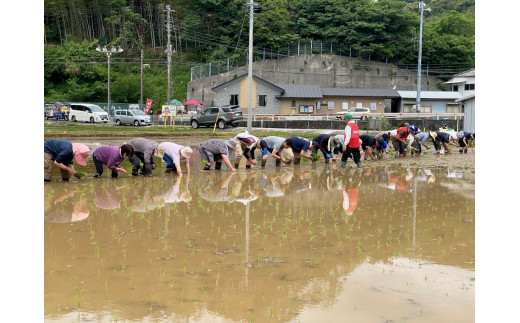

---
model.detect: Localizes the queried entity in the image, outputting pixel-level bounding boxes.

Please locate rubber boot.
[275,159,281,167]
[111,171,119,178]
[246,165,251,169]
[215,162,222,170]
[357,161,363,169]
[132,166,139,176]
[293,157,301,165]
[203,163,211,171]
[261,160,267,167]
[234,163,239,170]
[341,161,346,168]
[325,158,330,164]
[165,167,174,174]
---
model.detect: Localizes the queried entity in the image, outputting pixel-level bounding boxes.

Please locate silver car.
[190,105,243,129]
[114,109,151,126]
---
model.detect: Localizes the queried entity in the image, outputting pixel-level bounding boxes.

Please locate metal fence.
[190,40,388,81]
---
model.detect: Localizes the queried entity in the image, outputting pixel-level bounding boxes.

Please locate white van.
[69,103,109,123]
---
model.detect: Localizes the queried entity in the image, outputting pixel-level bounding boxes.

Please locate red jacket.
[393,126,409,141]
[347,123,360,148]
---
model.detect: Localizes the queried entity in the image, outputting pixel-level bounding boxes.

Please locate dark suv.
[190,105,243,129]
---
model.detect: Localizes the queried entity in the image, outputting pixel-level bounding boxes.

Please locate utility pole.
[165,5,175,105]
[416,1,431,113]
[140,48,144,107]
[246,0,256,132]
[96,46,123,111]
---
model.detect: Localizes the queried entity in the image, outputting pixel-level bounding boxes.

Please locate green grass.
[44,123,321,139]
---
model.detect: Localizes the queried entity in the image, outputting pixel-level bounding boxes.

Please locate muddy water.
[44,152,474,322]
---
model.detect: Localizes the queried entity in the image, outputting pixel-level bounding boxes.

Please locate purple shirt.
[93,146,124,171]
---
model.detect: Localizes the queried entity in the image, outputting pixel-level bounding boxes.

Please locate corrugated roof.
[445,77,467,84]
[278,84,323,98]
[398,91,462,100]
[455,69,475,77]
[455,92,475,102]
[322,88,400,98]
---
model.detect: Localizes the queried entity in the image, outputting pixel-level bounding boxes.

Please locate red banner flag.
[145,99,153,114]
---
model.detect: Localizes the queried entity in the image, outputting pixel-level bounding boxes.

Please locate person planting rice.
[155,142,193,176]
[430,131,455,155]
[234,131,259,169]
[282,136,316,164]
[256,136,287,166]
[311,134,341,163]
[126,137,159,177]
[44,139,90,182]
[359,135,386,161]
[457,131,475,153]
[199,138,238,172]
[92,144,134,178]
[392,125,418,158]
[341,114,362,168]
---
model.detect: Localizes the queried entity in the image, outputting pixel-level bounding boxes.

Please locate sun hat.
[429,132,437,140]
[457,131,464,139]
[344,114,353,120]
[71,143,90,166]
[155,144,167,158]
[180,146,193,159]
[225,138,237,149]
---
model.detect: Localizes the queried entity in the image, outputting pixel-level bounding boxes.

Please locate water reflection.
[45,164,474,322]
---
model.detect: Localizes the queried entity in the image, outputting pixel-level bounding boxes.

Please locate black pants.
[93,155,118,177]
[130,152,155,175]
[341,147,361,164]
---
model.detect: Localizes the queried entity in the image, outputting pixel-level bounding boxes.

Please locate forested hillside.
[44,0,475,108]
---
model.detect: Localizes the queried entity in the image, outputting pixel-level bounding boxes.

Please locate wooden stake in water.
[212,109,221,133]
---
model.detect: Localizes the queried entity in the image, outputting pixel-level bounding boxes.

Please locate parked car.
[114,109,151,126]
[190,105,243,129]
[44,101,70,120]
[346,107,371,120]
[69,103,109,123]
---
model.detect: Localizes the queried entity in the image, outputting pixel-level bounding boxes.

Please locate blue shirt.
[286,136,310,152]
[44,139,74,164]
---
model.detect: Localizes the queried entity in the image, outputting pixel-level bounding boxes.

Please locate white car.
[346,107,371,120]
[69,103,109,123]
[114,109,151,126]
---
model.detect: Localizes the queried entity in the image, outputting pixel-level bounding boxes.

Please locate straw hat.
[180,146,193,159]
[155,144,167,158]
[429,132,437,140]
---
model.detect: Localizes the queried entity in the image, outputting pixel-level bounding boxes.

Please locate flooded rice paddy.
[44,147,474,322]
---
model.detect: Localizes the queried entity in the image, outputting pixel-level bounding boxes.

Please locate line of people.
[43,114,474,181]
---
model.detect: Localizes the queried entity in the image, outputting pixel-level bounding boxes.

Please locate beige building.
[212,74,400,115]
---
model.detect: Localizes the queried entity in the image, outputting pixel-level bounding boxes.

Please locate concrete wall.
[187,54,442,108]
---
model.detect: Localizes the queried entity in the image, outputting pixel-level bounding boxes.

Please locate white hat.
[180,146,193,158]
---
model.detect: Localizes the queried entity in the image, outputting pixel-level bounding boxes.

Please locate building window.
[291,100,296,107]
[328,101,334,110]
[464,84,475,91]
[258,95,267,107]
[453,85,458,92]
[230,94,239,105]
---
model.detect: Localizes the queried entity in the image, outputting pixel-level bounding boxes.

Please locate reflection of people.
[282,136,316,164]
[341,114,362,168]
[156,142,193,176]
[256,136,287,166]
[127,138,159,176]
[93,144,134,178]
[163,175,192,203]
[234,131,259,169]
[199,139,238,172]
[44,139,90,182]
[44,189,90,223]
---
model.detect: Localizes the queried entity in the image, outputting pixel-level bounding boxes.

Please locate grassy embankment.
[44,123,321,140]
